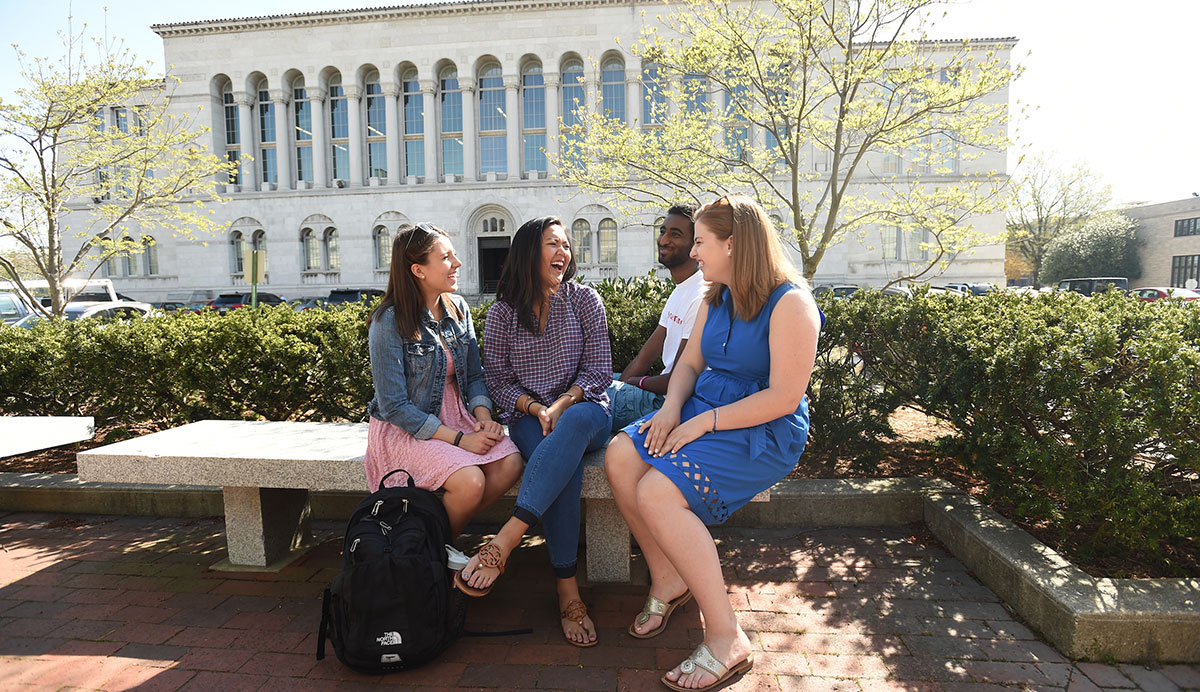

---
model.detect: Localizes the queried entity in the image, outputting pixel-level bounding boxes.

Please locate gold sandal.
[662,644,753,692]
[628,589,692,639]
[560,598,598,648]
[453,541,505,597]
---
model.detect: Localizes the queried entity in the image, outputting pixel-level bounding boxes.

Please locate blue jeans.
[606,376,665,431]
[509,401,611,578]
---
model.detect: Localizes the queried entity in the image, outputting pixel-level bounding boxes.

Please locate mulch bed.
[3,412,1196,579]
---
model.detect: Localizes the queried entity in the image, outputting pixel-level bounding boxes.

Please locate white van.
[0,278,119,305]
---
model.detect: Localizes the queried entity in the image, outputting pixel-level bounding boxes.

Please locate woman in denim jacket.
[365,223,522,538]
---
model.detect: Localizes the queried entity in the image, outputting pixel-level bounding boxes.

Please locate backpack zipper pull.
[371,500,384,516]
[349,538,360,552]
[379,521,391,535]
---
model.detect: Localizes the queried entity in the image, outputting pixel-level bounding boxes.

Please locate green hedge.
[2,280,1196,567]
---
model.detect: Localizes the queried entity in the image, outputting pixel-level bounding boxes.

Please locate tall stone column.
[234,92,258,192]
[271,90,293,190]
[310,87,329,188]
[461,84,477,181]
[586,77,599,116]
[712,84,728,148]
[544,73,560,177]
[504,75,520,178]
[420,79,438,182]
[626,78,640,128]
[345,85,364,186]
[383,83,401,184]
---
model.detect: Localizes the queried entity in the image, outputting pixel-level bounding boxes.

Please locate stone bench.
[1,416,95,458]
[76,419,766,582]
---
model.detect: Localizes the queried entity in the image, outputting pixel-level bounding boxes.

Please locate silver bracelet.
[711,407,719,433]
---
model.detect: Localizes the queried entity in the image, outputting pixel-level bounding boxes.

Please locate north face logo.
[376,631,402,646]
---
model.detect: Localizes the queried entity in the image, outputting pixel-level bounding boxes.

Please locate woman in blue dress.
[605,194,822,692]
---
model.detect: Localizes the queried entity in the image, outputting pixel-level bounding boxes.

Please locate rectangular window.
[442,138,463,177]
[261,148,277,184]
[224,93,239,145]
[481,135,506,174]
[294,95,311,141]
[479,88,506,133]
[330,92,348,140]
[883,153,901,175]
[905,229,927,261]
[523,77,545,130]
[523,134,546,173]
[601,76,625,123]
[405,140,425,178]
[258,96,275,143]
[226,150,240,185]
[113,108,129,134]
[683,75,708,114]
[332,144,349,180]
[441,90,462,135]
[882,226,900,260]
[404,84,424,133]
[296,146,313,183]
[1171,254,1200,287]
[366,84,386,138]
[368,141,387,179]
[1174,217,1200,237]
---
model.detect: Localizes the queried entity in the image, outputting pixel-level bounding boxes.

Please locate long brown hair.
[369,223,462,337]
[693,194,806,321]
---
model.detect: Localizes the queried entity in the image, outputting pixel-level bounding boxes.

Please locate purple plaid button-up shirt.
[483,281,612,423]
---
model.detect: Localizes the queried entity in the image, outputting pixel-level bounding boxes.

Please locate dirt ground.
[3,410,1195,579]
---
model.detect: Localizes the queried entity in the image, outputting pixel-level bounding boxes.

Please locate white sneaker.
[445,544,469,571]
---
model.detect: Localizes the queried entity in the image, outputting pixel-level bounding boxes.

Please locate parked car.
[812,284,860,300]
[1131,286,1200,302]
[13,300,153,328]
[0,292,36,325]
[211,292,285,314]
[943,282,997,296]
[326,288,384,306]
[292,297,326,312]
[1056,277,1128,296]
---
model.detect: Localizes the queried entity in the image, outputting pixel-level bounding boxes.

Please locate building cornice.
[151,0,640,37]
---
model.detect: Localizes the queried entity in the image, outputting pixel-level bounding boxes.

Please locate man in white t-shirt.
[607,204,707,430]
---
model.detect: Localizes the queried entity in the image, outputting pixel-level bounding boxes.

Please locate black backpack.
[318,469,466,673]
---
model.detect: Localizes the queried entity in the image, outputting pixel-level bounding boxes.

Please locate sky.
[2,0,1198,206]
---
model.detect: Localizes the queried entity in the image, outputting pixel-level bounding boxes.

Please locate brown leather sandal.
[560,598,598,648]
[453,541,505,597]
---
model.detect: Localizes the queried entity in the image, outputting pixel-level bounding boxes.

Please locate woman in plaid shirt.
[456,216,612,648]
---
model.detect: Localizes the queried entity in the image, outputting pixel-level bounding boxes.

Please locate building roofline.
[151,1,1018,46]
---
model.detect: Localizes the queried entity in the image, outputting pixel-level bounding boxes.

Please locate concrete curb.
[1,472,1196,662]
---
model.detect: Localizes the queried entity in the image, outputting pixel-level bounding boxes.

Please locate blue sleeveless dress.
[621,283,821,525]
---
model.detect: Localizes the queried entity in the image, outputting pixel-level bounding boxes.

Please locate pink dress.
[364,346,520,491]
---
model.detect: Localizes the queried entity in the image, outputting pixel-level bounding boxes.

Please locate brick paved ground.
[0,511,1197,692]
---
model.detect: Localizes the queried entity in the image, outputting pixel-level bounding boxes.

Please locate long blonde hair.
[694,194,806,321]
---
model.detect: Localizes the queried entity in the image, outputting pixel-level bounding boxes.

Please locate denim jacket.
[367,294,491,440]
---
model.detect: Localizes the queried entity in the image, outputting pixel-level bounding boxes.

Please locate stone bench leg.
[585,498,630,583]
[221,486,313,568]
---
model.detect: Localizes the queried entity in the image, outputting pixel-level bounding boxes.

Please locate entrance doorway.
[478,236,510,295]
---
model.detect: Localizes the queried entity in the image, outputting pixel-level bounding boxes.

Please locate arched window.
[252,229,268,274]
[522,63,546,174]
[440,66,464,177]
[478,63,506,175]
[103,255,120,277]
[222,82,240,185]
[231,231,246,274]
[293,78,313,183]
[599,218,618,264]
[561,60,586,160]
[142,236,159,276]
[642,63,666,126]
[402,69,425,178]
[601,58,625,123]
[257,78,277,185]
[572,219,593,265]
[374,226,391,269]
[324,227,340,271]
[481,217,506,234]
[328,76,349,181]
[365,72,387,179]
[301,228,319,271]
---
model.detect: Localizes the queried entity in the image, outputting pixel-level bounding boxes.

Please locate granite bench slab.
[1,416,95,458]
[76,419,766,580]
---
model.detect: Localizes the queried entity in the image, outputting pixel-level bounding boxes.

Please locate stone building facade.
[1124,197,1200,288]
[63,1,1013,302]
